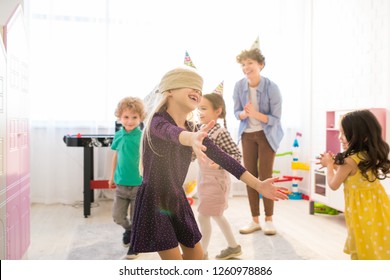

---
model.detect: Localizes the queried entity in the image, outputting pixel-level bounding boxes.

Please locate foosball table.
[63,134,114,217]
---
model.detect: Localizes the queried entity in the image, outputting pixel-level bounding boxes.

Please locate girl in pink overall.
[197,93,243,260]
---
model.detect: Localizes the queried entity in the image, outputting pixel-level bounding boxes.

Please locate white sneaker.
[239,221,261,234]
[263,221,277,235]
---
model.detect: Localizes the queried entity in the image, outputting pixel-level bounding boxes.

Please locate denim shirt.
[233,76,284,152]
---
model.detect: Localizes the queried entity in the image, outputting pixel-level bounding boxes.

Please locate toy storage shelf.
[310,167,344,214]
[314,171,326,196]
[310,108,388,214]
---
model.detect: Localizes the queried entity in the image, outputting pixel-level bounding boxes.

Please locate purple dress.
[130,112,246,253]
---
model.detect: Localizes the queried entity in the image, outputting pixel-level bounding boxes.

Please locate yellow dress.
[343,153,390,260]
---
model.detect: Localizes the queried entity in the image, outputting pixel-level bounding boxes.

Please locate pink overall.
[197,128,231,216]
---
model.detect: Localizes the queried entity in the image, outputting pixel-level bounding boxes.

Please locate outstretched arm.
[179,120,215,163]
[240,171,288,201]
[203,136,288,201]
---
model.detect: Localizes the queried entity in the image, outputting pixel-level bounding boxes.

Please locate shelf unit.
[310,167,345,213]
[0,25,6,261]
[310,108,388,214]
[1,5,31,259]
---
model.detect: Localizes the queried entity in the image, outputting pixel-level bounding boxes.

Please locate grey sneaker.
[215,245,242,260]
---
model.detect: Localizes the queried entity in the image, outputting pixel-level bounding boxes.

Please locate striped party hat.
[184,50,196,68]
[212,81,224,96]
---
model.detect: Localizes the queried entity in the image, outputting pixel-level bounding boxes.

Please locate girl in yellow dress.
[318,109,390,260]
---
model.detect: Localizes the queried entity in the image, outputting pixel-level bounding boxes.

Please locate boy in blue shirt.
[109,96,145,259]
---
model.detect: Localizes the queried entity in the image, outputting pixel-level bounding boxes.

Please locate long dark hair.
[334,110,390,181]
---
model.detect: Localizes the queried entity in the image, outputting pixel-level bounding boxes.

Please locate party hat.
[212,81,224,96]
[184,50,196,68]
[250,36,260,50]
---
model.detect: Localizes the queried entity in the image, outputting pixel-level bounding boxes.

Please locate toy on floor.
[313,202,339,215]
[290,132,311,198]
[272,132,310,200]
[273,175,304,199]
[184,180,197,205]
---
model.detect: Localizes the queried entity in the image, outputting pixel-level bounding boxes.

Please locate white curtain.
[28,0,309,204]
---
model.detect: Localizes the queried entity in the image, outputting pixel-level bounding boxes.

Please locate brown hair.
[202,93,227,128]
[236,48,265,66]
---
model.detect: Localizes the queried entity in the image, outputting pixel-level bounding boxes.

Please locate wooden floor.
[26,194,349,260]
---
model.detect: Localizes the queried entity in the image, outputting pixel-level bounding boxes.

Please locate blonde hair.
[139,67,203,174]
[139,88,197,174]
[115,96,146,121]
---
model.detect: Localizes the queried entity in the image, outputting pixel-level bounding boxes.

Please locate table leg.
[309,200,315,215]
[83,147,94,217]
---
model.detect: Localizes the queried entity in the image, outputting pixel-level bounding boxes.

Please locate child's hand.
[317,152,334,168]
[108,179,115,189]
[315,153,324,168]
[201,120,215,133]
[209,161,220,170]
[192,120,215,163]
[257,177,289,201]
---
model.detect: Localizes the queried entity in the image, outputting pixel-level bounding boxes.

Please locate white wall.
[310,0,390,156]
[16,0,390,203]
[26,0,311,204]
[309,0,390,195]
[30,123,115,204]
